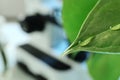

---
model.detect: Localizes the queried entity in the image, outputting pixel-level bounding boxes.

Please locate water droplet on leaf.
[110,24,120,30]
[79,36,94,47]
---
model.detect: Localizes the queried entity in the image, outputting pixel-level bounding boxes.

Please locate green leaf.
[88,53,120,80]
[63,0,98,42]
[64,0,120,54]
[63,0,120,80]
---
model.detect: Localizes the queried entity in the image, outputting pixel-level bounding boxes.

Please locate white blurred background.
[0,0,92,80]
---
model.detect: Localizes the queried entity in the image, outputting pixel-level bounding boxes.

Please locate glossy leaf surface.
[63,0,98,42]
[64,0,120,54]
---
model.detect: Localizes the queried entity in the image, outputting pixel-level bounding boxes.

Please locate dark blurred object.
[68,51,90,62]
[20,13,61,33]
[20,44,71,71]
[18,62,47,80]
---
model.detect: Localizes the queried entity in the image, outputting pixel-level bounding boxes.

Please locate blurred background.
[0,0,92,80]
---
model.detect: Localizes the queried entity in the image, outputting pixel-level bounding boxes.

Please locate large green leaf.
[63,0,120,80]
[63,0,98,42]
[64,0,120,54]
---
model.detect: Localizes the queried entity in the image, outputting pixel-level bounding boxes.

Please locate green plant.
[63,0,120,80]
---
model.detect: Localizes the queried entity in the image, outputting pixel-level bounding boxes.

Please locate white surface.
[24,0,62,15]
[0,0,25,18]
[0,22,93,80]
[0,22,29,80]
[15,25,92,80]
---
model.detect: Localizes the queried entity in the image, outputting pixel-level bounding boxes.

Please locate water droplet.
[79,36,94,47]
[110,24,120,30]
[78,41,81,44]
